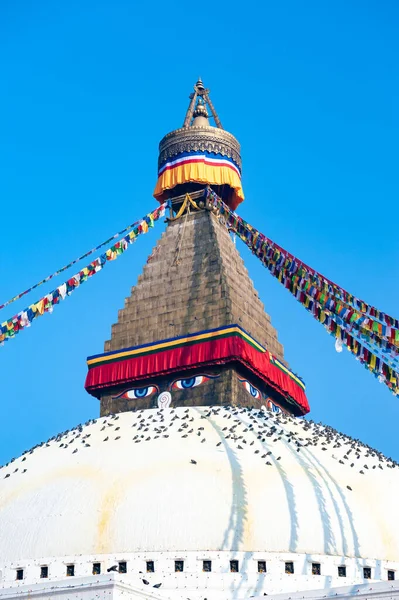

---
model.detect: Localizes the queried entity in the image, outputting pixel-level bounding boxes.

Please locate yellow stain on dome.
[0,464,101,512]
[96,478,125,554]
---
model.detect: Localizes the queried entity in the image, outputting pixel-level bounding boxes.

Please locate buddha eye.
[239,378,261,400]
[171,376,210,390]
[266,398,281,414]
[115,386,158,400]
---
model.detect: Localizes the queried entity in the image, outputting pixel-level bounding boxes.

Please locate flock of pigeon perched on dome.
[1,404,397,484]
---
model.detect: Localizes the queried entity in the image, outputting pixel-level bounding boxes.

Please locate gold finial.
[193,98,208,119]
[192,98,209,127]
[196,77,205,91]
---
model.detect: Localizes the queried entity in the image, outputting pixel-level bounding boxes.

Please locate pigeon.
[153,583,162,588]
[191,459,197,465]
[107,566,118,572]
[347,486,352,491]
[142,579,149,585]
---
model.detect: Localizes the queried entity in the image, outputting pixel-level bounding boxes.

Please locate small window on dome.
[258,561,266,573]
[312,563,321,575]
[118,562,127,574]
[92,563,101,575]
[40,566,48,578]
[16,569,24,581]
[66,565,75,577]
[230,560,239,573]
[175,560,184,572]
[203,560,212,572]
[285,562,294,574]
[146,561,154,573]
[363,567,371,579]
[388,570,395,581]
[338,566,346,577]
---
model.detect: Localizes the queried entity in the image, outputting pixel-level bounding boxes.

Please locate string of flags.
[3,186,398,396]
[0,204,167,345]
[0,213,156,312]
[206,188,399,396]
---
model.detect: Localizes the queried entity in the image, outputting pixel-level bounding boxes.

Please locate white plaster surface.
[0,405,398,599]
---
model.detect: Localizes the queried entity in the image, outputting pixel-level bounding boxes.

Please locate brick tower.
[85,80,309,418]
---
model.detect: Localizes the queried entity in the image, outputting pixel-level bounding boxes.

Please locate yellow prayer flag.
[36,300,45,315]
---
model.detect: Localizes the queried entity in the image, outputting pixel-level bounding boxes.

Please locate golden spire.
[183,79,223,129]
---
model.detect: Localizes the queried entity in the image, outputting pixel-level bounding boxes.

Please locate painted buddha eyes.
[239,378,261,399]
[268,400,281,414]
[239,378,283,413]
[116,386,158,400]
[171,376,210,390]
[114,375,212,400]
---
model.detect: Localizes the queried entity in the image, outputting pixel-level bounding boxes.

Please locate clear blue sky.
[1,1,398,465]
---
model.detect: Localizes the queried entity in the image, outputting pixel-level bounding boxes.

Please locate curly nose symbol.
[157,391,171,409]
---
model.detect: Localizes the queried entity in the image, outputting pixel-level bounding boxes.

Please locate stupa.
[0,80,398,600]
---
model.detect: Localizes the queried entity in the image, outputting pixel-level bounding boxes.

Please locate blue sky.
[1,1,398,465]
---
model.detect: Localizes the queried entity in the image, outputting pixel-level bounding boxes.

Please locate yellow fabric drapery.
[154,160,244,210]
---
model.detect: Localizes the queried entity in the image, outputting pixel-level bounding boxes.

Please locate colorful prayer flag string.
[205,189,399,396]
[0,212,157,311]
[0,204,167,345]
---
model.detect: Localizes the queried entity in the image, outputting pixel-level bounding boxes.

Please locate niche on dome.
[118,562,127,574]
[258,561,266,573]
[388,570,395,581]
[175,560,184,572]
[230,560,239,573]
[312,563,321,575]
[285,562,294,574]
[363,567,371,579]
[146,561,154,573]
[338,566,346,577]
[203,560,212,572]
[66,565,75,577]
[40,566,48,579]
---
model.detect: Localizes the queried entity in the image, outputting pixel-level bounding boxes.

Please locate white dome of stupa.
[0,405,398,598]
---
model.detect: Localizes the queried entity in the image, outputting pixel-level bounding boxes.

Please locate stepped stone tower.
[86,80,308,418]
[105,210,284,358]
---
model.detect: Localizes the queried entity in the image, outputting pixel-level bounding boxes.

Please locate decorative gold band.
[158,126,242,170]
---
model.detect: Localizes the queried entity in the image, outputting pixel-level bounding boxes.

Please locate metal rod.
[183,91,198,128]
[203,92,223,129]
